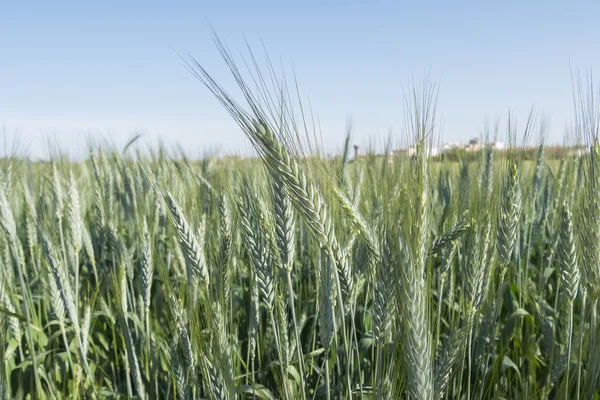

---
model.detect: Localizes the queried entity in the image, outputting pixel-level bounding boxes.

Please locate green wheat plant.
[0,41,599,400]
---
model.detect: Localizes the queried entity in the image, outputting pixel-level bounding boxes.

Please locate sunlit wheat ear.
[173,349,189,400]
[0,191,17,244]
[218,194,232,260]
[46,263,66,325]
[497,162,522,269]
[275,294,290,368]
[333,185,379,259]
[118,252,128,315]
[107,223,133,281]
[248,271,260,362]
[217,194,232,293]
[318,253,334,352]
[67,171,83,253]
[119,308,145,399]
[433,322,470,400]
[22,183,38,250]
[89,151,101,184]
[273,175,296,270]
[238,194,274,309]
[430,213,470,258]
[169,294,195,374]
[51,163,65,222]
[39,233,79,329]
[210,302,235,395]
[464,223,485,310]
[0,190,22,289]
[439,241,458,286]
[202,354,230,400]
[581,140,600,297]
[373,239,395,346]
[0,165,11,193]
[0,283,22,343]
[93,182,106,235]
[219,194,232,247]
[252,121,354,301]
[81,305,91,358]
[478,215,493,304]
[398,236,433,400]
[554,200,580,396]
[163,192,210,288]
[141,219,153,314]
[82,227,97,280]
[481,146,494,204]
[557,202,579,305]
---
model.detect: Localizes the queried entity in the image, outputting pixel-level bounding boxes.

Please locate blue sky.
[1,1,599,159]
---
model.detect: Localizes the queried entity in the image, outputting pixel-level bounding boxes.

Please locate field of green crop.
[1,48,600,399]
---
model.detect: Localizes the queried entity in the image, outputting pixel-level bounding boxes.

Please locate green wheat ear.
[497,162,521,269]
[557,202,579,305]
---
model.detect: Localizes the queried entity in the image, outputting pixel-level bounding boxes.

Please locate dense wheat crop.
[1,49,600,399]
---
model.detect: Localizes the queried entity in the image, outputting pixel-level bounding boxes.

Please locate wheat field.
[1,47,600,400]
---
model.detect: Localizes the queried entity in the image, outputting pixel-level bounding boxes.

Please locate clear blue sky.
[1,1,599,159]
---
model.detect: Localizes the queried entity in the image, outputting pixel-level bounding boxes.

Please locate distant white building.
[406,146,439,157]
[442,142,461,152]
